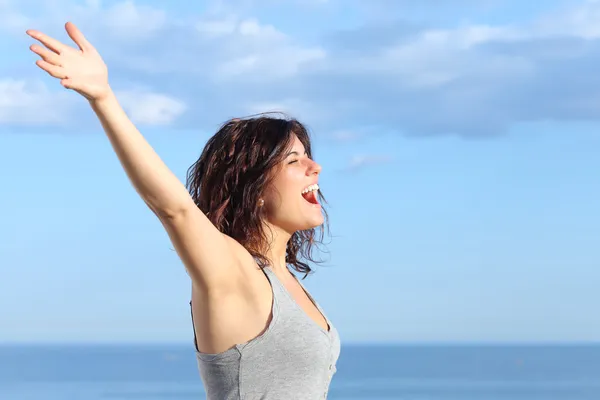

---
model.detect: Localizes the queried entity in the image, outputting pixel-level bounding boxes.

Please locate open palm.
[27,22,109,101]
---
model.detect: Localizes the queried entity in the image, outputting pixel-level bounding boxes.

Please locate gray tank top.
[190,267,341,399]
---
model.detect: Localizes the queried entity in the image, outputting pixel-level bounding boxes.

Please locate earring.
[258,199,265,207]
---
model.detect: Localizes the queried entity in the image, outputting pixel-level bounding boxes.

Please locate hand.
[27,22,110,102]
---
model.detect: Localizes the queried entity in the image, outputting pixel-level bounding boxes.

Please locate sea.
[1,343,599,399]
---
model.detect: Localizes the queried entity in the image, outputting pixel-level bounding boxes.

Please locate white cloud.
[0,80,186,127]
[71,0,167,42]
[100,1,167,40]
[5,0,167,43]
[195,17,237,37]
[5,0,600,136]
[57,6,326,81]
[117,89,187,126]
[195,16,326,80]
[534,0,600,39]
[237,18,283,39]
[216,46,325,80]
[245,98,331,123]
[329,24,529,89]
[0,0,31,33]
[0,79,75,125]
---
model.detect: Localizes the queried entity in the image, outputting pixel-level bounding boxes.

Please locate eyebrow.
[286,150,307,157]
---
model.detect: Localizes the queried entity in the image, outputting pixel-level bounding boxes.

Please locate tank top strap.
[261,266,282,292]
[260,266,293,308]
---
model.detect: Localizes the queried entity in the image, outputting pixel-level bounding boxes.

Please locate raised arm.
[26,22,242,291]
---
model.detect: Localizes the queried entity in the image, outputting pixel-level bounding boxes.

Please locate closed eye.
[286,150,307,161]
[288,160,299,164]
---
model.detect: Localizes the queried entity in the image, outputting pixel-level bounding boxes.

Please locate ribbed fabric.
[191,267,341,399]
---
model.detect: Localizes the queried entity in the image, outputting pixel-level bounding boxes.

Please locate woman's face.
[262,134,324,234]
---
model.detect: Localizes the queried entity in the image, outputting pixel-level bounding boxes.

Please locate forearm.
[90,88,193,217]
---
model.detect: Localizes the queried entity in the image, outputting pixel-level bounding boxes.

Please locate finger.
[65,22,92,52]
[36,59,67,79]
[26,29,68,54]
[30,44,62,66]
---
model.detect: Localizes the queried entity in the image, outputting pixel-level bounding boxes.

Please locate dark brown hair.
[186,114,328,276]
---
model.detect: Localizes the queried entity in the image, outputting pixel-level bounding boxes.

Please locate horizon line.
[1,340,599,347]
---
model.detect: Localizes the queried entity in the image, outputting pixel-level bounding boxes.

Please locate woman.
[26,22,340,399]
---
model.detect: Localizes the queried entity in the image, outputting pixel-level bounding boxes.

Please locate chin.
[284,214,324,233]
[273,206,325,233]
[301,213,325,231]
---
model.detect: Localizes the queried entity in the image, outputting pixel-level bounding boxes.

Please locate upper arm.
[158,202,244,292]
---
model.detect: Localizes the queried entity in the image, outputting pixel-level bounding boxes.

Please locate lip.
[301,182,321,208]
[303,198,322,209]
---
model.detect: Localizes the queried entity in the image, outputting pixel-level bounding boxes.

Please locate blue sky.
[1,0,599,344]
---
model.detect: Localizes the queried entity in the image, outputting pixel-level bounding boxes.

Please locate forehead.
[289,134,306,152]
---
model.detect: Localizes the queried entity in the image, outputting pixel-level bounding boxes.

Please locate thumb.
[65,21,92,51]
[60,78,73,89]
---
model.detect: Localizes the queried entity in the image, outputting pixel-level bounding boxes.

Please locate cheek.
[264,187,298,212]
[269,172,301,202]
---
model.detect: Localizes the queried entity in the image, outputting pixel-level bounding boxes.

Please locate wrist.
[89,85,115,106]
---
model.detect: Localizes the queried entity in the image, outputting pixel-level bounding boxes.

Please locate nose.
[307,159,322,176]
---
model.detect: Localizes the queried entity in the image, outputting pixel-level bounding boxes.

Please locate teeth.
[301,184,319,194]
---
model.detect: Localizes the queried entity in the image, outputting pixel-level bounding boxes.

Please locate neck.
[263,222,292,272]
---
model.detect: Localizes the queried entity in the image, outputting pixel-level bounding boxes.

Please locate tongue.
[302,190,319,205]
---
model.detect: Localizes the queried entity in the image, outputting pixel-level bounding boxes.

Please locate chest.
[280,276,330,332]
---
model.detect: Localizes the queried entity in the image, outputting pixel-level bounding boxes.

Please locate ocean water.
[1,344,599,399]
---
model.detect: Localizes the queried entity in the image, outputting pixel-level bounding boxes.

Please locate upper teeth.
[302,184,319,194]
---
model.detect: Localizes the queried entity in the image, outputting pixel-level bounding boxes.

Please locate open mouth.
[301,184,320,205]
